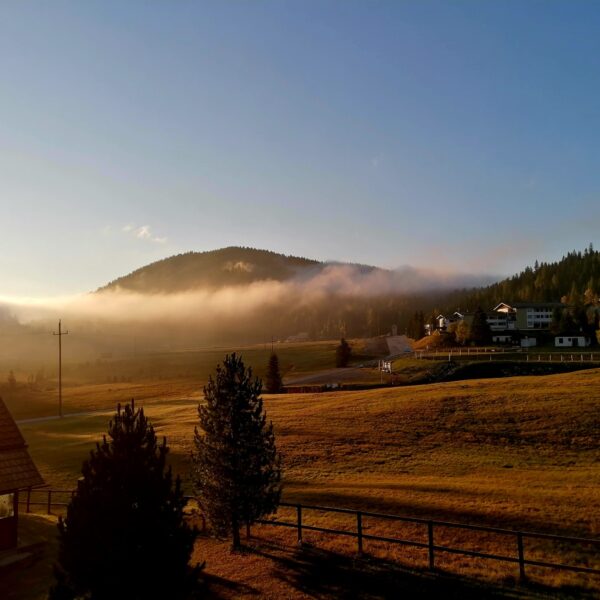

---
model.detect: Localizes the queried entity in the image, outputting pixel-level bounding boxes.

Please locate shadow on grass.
[282,488,595,539]
[249,540,594,600]
[0,514,60,600]
[201,572,260,598]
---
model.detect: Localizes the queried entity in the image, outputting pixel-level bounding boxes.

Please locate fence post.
[296,505,303,545]
[47,490,52,515]
[517,532,526,580]
[428,521,435,570]
[357,511,363,556]
[26,488,31,513]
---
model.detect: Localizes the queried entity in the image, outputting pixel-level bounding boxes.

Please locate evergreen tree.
[416,310,426,339]
[50,401,199,600]
[192,354,281,549]
[455,320,471,345]
[469,307,492,345]
[265,353,283,393]
[335,338,352,368]
[550,306,564,334]
[557,310,577,335]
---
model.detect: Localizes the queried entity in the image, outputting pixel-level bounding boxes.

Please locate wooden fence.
[257,502,600,581]
[23,490,600,582]
[413,348,600,362]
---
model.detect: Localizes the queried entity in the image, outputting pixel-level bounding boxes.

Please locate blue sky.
[1,1,599,295]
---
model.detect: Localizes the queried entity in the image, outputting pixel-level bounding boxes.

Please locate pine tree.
[335,338,352,368]
[265,353,283,393]
[469,307,492,345]
[50,401,200,600]
[192,353,281,549]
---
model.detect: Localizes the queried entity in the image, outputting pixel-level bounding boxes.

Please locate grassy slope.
[16,368,600,594]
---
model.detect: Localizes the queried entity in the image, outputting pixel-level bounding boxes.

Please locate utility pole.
[53,320,69,418]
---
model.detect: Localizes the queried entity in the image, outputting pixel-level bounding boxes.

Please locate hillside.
[442,245,600,313]
[98,247,324,293]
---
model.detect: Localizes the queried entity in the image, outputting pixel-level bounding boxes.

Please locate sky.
[1,1,599,296]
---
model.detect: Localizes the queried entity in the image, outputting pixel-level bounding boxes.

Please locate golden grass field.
[1,340,383,421]
[3,354,600,598]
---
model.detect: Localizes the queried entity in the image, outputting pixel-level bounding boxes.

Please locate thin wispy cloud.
[122,224,167,244]
[370,154,383,168]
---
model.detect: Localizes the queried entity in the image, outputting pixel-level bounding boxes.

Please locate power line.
[53,320,69,418]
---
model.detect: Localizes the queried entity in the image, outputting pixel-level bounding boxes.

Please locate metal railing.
[257,502,600,581]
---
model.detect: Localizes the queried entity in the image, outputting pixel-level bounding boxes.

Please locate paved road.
[16,408,112,425]
[284,367,381,386]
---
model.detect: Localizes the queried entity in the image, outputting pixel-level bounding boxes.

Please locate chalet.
[0,398,44,550]
[489,303,517,331]
[427,312,464,334]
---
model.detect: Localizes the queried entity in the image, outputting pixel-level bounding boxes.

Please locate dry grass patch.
[16,368,600,594]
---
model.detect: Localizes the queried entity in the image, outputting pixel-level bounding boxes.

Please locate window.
[0,493,14,519]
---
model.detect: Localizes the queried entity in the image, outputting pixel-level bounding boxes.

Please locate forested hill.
[443,246,600,312]
[98,247,380,293]
[98,247,320,292]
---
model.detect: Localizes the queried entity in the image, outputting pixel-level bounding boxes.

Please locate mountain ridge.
[98,246,387,294]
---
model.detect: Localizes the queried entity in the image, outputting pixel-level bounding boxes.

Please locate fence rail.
[412,349,600,363]
[257,502,600,580]
[20,491,600,582]
[19,488,74,514]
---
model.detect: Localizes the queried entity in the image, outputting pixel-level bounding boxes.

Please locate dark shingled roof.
[0,397,44,493]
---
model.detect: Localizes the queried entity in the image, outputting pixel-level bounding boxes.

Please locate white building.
[555,336,591,348]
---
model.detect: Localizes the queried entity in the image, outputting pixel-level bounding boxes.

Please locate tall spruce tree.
[50,401,200,600]
[335,338,352,367]
[192,353,281,549]
[265,352,283,393]
[469,307,492,345]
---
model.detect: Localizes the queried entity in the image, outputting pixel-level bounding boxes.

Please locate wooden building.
[0,398,44,550]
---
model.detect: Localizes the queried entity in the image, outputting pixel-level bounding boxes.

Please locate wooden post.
[26,488,31,513]
[53,320,68,418]
[296,505,303,545]
[357,511,363,556]
[517,532,526,580]
[428,521,435,570]
[47,490,52,515]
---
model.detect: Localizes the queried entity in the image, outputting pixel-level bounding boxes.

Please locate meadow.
[1,340,350,421]
[8,363,600,597]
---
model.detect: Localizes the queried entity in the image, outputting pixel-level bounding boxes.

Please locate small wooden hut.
[0,398,44,550]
